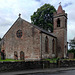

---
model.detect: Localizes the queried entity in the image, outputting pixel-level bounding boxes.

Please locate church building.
[1,4,67,61]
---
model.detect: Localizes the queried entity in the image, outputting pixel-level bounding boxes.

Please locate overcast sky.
[0,0,75,42]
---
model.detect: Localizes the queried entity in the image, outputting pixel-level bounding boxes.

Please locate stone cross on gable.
[19,13,21,17]
[59,2,61,5]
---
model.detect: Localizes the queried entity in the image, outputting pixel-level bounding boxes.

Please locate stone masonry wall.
[53,12,67,58]
[2,18,41,61]
[41,33,57,59]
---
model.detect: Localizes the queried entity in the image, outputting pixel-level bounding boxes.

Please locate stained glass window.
[16,30,22,38]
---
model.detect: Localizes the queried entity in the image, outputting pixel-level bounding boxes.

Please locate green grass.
[44,58,75,63]
[44,58,58,63]
[0,56,24,62]
[0,59,23,62]
[63,59,75,61]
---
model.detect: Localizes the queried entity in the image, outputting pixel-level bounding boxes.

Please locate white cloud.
[0,0,75,42]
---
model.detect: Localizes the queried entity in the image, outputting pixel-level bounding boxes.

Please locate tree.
[0,38,1,41]
[69,37,75,50]
[68,37,75,58]
[0,37,1,52]
[31,4,56,32]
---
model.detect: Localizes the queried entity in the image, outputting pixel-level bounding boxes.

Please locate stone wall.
[0,61,50,72]
[0,60,75,72]
[1,18,41,61]
[41,33,57,59]
[68,53,74,59]
[1,17,57,61]
[53,13,67,58]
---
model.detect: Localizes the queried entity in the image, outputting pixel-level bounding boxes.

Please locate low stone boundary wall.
[0,61,50,72]
[0,60,75,72]
[59,60,75,67]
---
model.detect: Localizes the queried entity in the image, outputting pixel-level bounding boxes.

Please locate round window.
[16,30,22,38]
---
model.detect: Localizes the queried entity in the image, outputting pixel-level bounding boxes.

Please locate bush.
[68,49,75,53]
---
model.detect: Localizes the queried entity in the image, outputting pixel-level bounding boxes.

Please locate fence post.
[43,63,44,69]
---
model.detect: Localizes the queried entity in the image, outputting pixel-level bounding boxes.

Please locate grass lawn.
[62,59,75,61]
[0,56,24,62]
[0,59,24,62]
[44,58,58,63]
[44,58,75,63]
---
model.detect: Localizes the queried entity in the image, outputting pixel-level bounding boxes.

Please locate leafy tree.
[0,38,1,41]
[0,37,1,52]
[69,37,75,50]
[68,38,75,58]
[31,4,56,32]
[68,49,75,53]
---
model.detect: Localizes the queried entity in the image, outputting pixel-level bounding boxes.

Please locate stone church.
[1,4,67,61]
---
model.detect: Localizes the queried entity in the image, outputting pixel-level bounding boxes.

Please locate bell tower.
[53,4,67,58]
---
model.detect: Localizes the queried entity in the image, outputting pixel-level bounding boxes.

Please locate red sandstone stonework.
[53,4,67,58]
[1,4,67,61]
[57,5,63,14]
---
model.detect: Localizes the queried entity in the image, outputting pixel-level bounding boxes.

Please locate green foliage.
[44,58,58,63]
[0,38,1,41]
[0,58,24,62]
[68,38,75,58]
[68,49,75,53]
[0,37,1,52]
[0,48,1,52]
[31,4,56,32]
[69,37,75,49]
[68,49,75,58]
[63,59,75,60]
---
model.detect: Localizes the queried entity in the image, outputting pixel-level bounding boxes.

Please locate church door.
[20,51,24,60]
[14,51,18,60]
[1,50,5,60]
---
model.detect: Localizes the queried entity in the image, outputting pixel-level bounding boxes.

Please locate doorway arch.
[14,51,18,60]
[20,51,24,60]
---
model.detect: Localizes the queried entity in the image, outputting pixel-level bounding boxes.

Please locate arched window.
[16,30,22,38]
[45,36,48,53]
[52,39,55,54]
[57,18,60,27]
[20,51,24,60]
[14,51,18,60]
